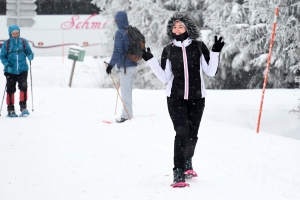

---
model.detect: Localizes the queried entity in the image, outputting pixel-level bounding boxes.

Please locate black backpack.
[124,26,145,62]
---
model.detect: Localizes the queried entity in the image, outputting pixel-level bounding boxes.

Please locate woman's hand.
[142,47,153,61]
[212,36,224,52]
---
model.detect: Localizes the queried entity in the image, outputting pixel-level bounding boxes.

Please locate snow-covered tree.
[91,0,300,90]
[90,0,172,89]
[202,0,249,89]
[91,0,173,48]
[276,1,300,85]
[203,0,300,89]
[159,0,206,27]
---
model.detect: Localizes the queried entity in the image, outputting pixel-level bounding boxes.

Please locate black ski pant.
[167,97,205,170]
[5,71,28,110]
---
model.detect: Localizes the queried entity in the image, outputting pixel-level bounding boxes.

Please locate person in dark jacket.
[142,12,224,187]
[105,11,137,123]
[1,25,34,117]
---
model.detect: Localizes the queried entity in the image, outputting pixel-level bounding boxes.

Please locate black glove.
[105,63,113,74]
[212,36,224,52]
[142,47,153,61]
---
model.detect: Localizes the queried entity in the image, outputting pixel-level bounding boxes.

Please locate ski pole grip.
[104,61,109,67]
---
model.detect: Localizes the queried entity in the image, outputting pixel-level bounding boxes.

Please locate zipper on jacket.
[16,54,19,72]
[182,42,189,100]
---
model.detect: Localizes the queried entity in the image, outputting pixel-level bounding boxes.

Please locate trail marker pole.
[256,7,279,133]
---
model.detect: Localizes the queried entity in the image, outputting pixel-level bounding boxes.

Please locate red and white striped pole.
[256,7,279,133]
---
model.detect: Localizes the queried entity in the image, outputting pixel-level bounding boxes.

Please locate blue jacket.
[109,11,137,69]
[0,25,33,75]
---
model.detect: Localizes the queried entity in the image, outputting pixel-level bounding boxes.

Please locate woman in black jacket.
[142,12,224,187]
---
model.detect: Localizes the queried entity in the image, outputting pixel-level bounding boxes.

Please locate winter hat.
[114,11,129,29]
[167,12,200,41]
[8,24,21,38]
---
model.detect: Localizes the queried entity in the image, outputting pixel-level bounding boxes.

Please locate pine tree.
[275,1,300,88]
[160,0,206,27]
[203,0,300,89]
[35,0,100,14]
[91,0,172,47]
[90,0,171,89]
[202,0,251,89]
[91,0,300,89]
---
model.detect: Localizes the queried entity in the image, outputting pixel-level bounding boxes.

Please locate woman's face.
[172,21,186,35]
[11,31,19,38]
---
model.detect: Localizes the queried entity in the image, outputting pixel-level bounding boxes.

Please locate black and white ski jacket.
[146,38,220,99]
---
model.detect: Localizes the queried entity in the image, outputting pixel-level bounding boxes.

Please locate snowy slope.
[0,57,300,200]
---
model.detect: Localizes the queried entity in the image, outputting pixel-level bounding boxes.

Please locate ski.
[184,170,198,179]
[102,119,128,124]
[19,109,30,117]
[7,113,18,118]
[115,118,128,123]
[171,182,190,188]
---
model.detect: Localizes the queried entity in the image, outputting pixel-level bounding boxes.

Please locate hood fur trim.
[167,12,200,41]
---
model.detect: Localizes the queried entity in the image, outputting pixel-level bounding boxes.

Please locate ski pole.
[110,75,131,120]
[29,60,34,111]
[114,80,120,115]
[104,61,131,120]
[0,86,6,116]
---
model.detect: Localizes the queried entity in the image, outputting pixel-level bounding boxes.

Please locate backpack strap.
[166,43,173,60]
[121,27,132,74]
[195,40,202,56]
[21,38,26,51]
[6,39,10,52]
[121,27,130,54]
[122,30,127,74]
[6,38,26,54]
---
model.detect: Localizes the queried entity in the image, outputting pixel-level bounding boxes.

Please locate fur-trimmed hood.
[167,12,200,41]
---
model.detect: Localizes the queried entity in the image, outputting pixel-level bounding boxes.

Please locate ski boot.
[171,168,189,188]
[19,108,30,117]
[7,104,18,117]
[7,110,18,118]
[184,158,198,179]
[115,118,128,123]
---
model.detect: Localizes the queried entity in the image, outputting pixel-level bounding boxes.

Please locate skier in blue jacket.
[0,25,34,117]
[105,11,137,123]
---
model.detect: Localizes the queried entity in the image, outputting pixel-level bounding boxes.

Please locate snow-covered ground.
[0,56,300,200]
